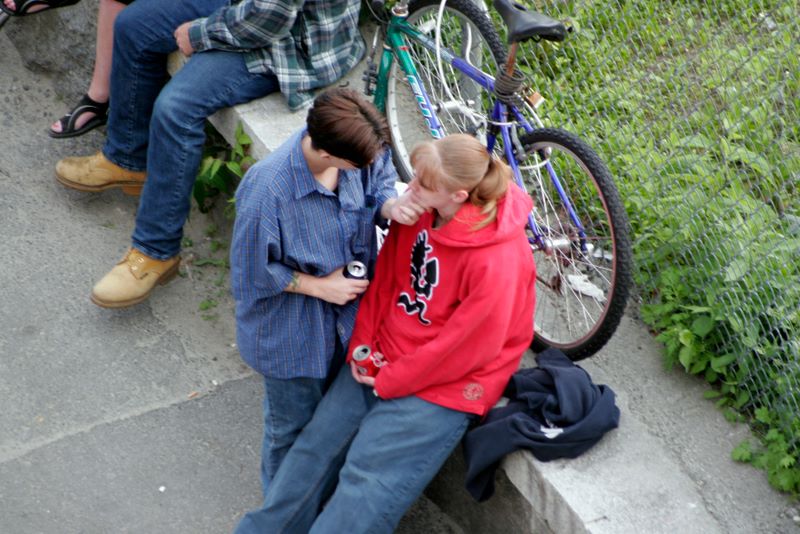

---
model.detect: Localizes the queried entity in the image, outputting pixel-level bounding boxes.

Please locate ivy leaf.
[682,305,711,313]
[679,345,695,370]
[691,315,715,338]
[754,407,771,424]
[678,329,695,346]
[689,358,707,374]
[710,353,737,372]
[733,390,750,409]
[226,161,243,178]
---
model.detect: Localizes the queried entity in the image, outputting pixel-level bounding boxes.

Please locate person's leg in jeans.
[260,337,347,496]
[102,0,229,171]
[260,376,326,497]
[131,50,279,260]
[234,367,377,534]
[89,48,278,307]
[309,396,471,534]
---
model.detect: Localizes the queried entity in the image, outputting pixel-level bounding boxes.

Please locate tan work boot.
[55,152,146,196]
[91,248,181,309]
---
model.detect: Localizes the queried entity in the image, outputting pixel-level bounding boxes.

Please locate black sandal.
[48,93,109,139]
[0,0,81,16]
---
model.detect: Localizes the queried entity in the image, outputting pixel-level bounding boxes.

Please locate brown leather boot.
[91,248,181,308]
[55,152,146,196]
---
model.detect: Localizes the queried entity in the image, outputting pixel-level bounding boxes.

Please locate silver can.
[343,260,367,280]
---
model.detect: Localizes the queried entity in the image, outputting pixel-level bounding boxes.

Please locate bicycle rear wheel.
[520,128,632,360]
[385,0,506,182]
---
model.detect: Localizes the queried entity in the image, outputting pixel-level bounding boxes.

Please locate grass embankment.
[517,0,799,493]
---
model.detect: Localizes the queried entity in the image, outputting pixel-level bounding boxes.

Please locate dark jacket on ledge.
[463,348,620,501]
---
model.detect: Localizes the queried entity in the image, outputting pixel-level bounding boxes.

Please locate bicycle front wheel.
[385,0,506,181]
[520,128,632,360]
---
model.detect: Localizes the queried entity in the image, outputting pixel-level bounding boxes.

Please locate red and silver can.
[343,260,367,280]
[352,344,386,377]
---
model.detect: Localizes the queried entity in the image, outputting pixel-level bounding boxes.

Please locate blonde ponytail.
[411,135,511,230]
[468,154,510,229]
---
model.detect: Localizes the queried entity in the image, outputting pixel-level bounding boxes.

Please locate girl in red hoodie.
[235,134,537,534]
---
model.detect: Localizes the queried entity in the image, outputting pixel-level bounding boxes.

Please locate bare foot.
[50,92,109,136]
[50,110,100,134]
[3,0,49,14]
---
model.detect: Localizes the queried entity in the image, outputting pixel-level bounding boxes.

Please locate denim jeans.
[260,376,325,497]
[258,337,346,496]
[233,367,472,534]
[103,0,280,260]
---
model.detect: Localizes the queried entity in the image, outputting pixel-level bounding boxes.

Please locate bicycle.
[362,0,633,360]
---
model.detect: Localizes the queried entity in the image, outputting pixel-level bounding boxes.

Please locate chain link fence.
[507,0,799,490]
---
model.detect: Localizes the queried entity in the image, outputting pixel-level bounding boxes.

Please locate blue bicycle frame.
[372,11,590,253]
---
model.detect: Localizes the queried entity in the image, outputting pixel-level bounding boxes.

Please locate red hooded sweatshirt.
[347,184,537,416]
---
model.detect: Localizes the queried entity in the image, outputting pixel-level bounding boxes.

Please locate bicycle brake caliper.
[362,60,378,96]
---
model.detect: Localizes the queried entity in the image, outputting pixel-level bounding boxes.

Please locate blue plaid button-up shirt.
[188,0,365,111]
[230,129,398,378]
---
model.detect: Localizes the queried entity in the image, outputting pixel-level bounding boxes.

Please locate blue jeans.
[103,0,280,260]
[234,367,472,534]
[259,337,346,496]
[260,376,325,497]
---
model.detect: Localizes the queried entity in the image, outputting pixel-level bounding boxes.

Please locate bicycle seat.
[493,0,567,44]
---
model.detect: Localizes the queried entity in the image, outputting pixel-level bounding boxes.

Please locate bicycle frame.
[371,6,591,254]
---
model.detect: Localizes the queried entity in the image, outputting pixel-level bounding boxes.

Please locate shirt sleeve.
[373,259,519,399]
[189,0,305,53]
[230,173,295,301]
[370,147,400,217]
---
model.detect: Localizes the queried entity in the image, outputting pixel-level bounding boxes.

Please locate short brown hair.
[306,87,391,168]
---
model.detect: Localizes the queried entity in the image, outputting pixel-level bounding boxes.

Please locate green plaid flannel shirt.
[188,0,365,111]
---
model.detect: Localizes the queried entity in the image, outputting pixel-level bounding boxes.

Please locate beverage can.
[343,261,367,280]
[351,344,385,377]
